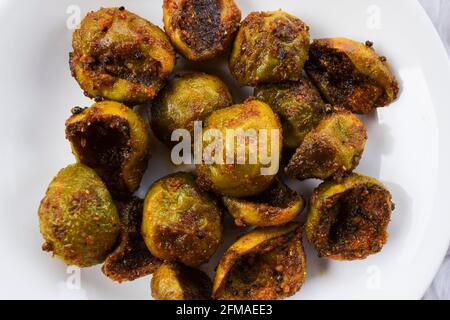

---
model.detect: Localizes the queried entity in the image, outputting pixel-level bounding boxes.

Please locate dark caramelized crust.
[213,223,306,300]
[65,101,150,199]
[163,0,241,61]
[305,38,399,114]
[102,197,162,282]
[70,43,163,87]
[306,174,394,260]
[66,116,131,197]
[178,0,222,54]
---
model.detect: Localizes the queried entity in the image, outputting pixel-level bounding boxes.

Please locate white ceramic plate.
[1,0,449,300]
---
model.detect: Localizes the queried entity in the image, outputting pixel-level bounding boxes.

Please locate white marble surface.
[419,0,450,300]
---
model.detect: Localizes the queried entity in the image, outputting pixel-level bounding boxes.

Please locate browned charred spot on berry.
[324,104,333,114]
[134,51,144,60]
[71,106,84,115]
[196,230,206,239]
[178,0,223,54]
[42,241,53,252]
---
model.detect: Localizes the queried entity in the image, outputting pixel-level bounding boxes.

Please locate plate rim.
[0,0,449,299]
